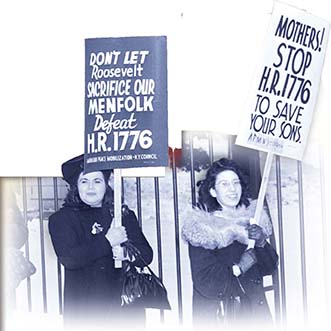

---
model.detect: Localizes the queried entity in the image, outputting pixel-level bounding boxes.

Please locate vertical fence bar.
[121,177,125,201]
[37,178,48,313]
[171,149,183,323]
[53,178,63,315]
[297,161,308,323]
[269,229,281,324]
[249,151,262,200]
[189,133,197,207]
[272,155,286,325]
[154,177,165,322]
[227,135,233,159]
[22,178,32,312]
[136,178,142,228]
[207,133,214,164]
[275,156,287,325]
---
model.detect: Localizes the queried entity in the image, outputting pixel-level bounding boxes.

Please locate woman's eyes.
[79,179,104,184]
[218,180,241,187]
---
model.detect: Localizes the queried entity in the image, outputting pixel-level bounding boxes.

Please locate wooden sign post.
[247,152,274,249]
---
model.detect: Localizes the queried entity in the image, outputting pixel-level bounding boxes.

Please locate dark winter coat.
[48,205,153,328]
[182,201,278,328]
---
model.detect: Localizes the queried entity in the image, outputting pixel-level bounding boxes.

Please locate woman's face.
[77,171,106,207]
[210,170,242,210]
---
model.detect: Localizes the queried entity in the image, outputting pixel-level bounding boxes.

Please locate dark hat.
[61,154,112,185]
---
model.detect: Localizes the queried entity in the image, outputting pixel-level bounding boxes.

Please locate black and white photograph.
[1,132,330,331]
[1,1,331,331]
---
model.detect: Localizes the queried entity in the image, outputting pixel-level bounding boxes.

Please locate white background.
[1,1,331,331]
[0,0,329,176]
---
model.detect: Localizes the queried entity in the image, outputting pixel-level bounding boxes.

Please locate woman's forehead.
[78,171,104,181]
[215,170,239,181]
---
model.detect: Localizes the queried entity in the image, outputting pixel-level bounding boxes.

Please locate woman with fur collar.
[182,158,278,329]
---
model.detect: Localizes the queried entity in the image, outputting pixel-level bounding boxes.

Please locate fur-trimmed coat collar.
[182,199,273,250]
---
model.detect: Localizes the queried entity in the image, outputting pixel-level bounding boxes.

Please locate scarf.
[182,199,273,250]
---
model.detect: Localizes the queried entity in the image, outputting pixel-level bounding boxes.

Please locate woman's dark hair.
[63,171,114,211]
[197,158,250,212]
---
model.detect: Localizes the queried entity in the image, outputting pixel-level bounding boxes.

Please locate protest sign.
[84,36,168,172]
[235,2,329,250]
[84,36,168,267]
[236,2,329,160]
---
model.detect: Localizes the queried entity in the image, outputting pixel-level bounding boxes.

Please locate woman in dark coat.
[182,158,278,329]
[48,154,153,330]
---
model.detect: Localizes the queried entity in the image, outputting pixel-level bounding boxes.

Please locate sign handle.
[114,168,122,268]
[247,152,274,249]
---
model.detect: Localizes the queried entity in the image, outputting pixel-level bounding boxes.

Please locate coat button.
[100,266,105,270]
[259,300,264,305]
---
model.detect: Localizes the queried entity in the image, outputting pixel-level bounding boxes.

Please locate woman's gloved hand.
[237,248,257,274]
[105,226,128,247]
[247,223,267,247]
